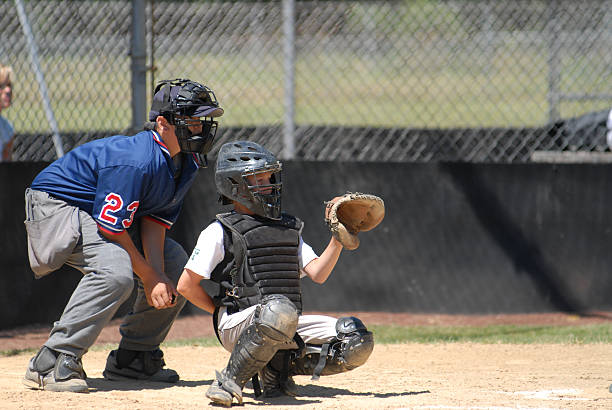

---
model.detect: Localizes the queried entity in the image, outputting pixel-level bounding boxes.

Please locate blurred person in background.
[0,64,14,161]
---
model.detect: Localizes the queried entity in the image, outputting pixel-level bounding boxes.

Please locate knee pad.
[224,298,297,390]
[255,295,299,342]
[334,316,374,369]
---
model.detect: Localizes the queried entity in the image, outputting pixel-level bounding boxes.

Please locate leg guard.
[207,295,298,406]
[285,316,374,380]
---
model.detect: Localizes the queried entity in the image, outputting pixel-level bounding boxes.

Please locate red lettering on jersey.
[99,193,123,225]
[122,201,140,228]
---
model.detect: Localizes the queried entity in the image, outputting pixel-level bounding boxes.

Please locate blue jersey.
[31,130,199,234]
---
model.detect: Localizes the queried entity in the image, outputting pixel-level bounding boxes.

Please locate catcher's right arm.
[325,192,385,250]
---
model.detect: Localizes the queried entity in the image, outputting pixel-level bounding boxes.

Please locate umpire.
[22,79,223,392]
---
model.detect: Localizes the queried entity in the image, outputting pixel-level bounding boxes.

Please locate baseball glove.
[325,192,385,250]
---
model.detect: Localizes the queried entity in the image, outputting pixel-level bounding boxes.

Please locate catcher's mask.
[215,141,283,220]
[149,78,223,167]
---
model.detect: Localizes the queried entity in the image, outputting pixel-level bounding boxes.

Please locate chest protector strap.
[215,212,304,313]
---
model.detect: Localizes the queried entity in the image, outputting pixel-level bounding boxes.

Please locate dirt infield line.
[1,343,611,409]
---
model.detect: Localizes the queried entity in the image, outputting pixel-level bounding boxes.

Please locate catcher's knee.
[255,294,299,342]
[335,316,374,369]
[287,316,374,378]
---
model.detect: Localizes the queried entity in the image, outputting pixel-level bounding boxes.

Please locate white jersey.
[184,220,318,279]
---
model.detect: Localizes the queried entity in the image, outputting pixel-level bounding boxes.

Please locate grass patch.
[0,347,38,358]
[369,323,612,344]
[3,324,610,357]
[0,337,221,358]
[7,47,610,133]
[160,337,221,349]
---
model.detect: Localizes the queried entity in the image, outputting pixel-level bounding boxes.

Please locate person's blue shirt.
[31,130,198,234]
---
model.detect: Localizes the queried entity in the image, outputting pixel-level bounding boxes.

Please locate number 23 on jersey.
[99,193,140,229]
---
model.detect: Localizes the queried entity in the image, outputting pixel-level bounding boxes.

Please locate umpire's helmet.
[149,78,223,167]
[215,141,282,220]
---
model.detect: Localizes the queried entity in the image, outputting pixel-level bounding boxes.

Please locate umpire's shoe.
[23,346,89,393]
[102,348,179,382]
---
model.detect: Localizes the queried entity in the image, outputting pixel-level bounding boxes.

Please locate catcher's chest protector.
[216,212,303,313]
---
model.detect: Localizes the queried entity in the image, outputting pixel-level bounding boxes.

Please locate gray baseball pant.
[25,188,188,359]
[216,305,338,353]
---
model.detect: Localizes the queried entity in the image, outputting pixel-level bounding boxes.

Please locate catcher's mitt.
[325,192,385,250]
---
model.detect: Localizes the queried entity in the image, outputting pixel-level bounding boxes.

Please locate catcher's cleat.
[206,379,233,407]
[258,363,298,398]
[206,370,243,407]
[102,348,179,382]
[23,346,88,393]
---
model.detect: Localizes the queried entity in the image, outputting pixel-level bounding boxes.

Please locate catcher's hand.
[325,192,385,250]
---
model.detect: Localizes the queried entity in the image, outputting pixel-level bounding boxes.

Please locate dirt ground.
[1,312,611,409]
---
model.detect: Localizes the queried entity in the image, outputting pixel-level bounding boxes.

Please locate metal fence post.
[546,0,561,123]
[14,0,64,158]
[131,0,147,133]
[282,0,295,159]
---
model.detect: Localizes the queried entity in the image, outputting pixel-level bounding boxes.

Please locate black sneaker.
[102,348,179,382]
[23,346,88,393]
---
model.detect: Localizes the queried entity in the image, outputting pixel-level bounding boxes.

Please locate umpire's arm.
[99,221,177,309]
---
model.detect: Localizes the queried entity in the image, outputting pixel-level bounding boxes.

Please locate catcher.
[176,140,384,406]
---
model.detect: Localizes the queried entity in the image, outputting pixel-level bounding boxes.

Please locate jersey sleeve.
[93,166,145,234]
[299,235,318,277]
[146,203,182,229]
[184,221,226,279]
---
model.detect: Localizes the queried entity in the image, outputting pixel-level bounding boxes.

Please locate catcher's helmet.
[215,141,282,220]
[149,78,223,167]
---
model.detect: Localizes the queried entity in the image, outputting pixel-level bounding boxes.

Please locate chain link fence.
[1,0,611,162]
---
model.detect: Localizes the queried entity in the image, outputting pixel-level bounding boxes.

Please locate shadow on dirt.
[250,384,430,406]
[86,377,212,392]
[87,377,430,403]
